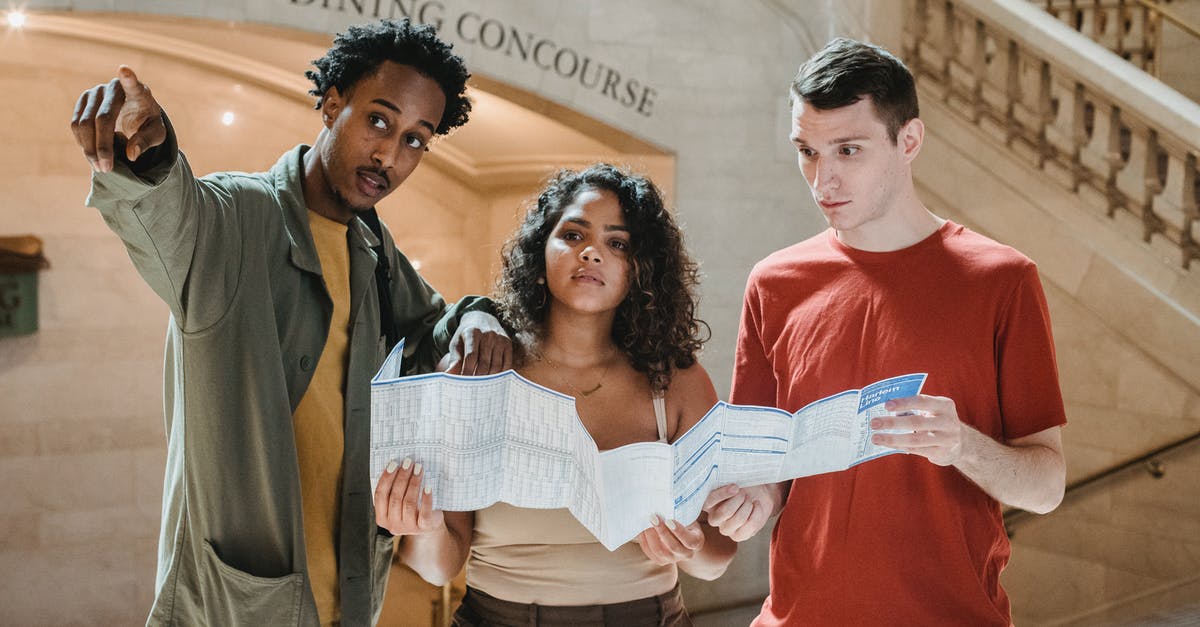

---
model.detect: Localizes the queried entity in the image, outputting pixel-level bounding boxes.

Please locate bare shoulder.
[665,362,719,437]
[667,362,717,398]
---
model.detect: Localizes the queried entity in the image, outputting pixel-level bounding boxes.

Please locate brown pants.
[451,584,692,627]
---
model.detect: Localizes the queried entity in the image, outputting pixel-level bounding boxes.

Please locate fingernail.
[649,514,660,526]
[385,460,398,473]
[423,485,432,494]
[414,463,423,476]
[401,458,412,470]
[665,519,677,530]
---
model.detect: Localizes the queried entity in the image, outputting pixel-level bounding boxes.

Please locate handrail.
[1137,0,1200,40]
[689,431,1200,619]
[1004,429,1200,534]
[906,0,1200,269]
[1038,0,1200,77]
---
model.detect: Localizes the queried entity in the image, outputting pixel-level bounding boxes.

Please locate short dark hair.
[306,18,471,135]
[495,164,709,392]
[791,37,918,143]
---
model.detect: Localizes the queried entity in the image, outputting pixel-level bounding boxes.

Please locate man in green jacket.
[71,19,510,626]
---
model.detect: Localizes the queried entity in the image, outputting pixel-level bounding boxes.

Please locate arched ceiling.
[20,11,669,190]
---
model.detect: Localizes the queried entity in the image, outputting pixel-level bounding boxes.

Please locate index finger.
[468,334,495,375]
[883,394,944,414]
[870,414,921,432]
[373,459,402,522]
[457,331,479,376]
[72,90,99,170]
[667,521,705,548]
[702,483,740,511]
[93,79,126,172]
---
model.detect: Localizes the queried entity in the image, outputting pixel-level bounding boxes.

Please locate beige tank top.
[466,395,676,605]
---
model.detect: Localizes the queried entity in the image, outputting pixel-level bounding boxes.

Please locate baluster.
[1105,105,1126,219]
[908,0,929,74]
[1006,40,1021,147]
[1141,129,1165,242]
[1037,61,1057,168]
[1184,153,1199,222]
[942,0,957,102]
[1070,82,1088,186]
[1116,0,1129,61]
[972,19,986,123]
[1091,0,1102,40]
[1183,153,1198,268]
[1147,6,1156,77]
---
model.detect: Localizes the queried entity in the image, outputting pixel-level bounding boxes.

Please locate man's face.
[318,61,446,216]
[789,97,916,240]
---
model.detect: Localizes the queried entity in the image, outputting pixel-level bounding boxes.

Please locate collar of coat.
[271,144,382,277]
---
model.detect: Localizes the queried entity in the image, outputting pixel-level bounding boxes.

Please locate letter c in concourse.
[533,39,556,70]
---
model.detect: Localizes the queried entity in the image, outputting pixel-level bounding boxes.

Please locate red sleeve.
[995,262,1067,440]
[730,273,779,407]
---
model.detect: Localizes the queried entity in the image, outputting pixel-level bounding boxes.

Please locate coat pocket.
[200,540,306,626]
[370,533,396,621]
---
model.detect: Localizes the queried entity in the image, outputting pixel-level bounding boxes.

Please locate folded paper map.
[370,341,926,550]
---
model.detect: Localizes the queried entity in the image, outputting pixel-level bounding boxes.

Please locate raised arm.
[75,66,243,329]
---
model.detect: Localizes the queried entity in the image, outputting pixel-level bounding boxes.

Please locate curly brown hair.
[495,164,709,392]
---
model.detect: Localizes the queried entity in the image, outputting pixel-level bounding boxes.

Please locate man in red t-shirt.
[702,38,1067,626]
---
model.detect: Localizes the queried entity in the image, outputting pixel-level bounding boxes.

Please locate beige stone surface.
[2,0,1198,624]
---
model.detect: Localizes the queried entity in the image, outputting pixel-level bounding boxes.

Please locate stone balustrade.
[1038,0,1164,73]
[904,0,1200,269]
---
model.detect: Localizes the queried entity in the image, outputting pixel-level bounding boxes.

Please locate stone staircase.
[903,0,1200,623]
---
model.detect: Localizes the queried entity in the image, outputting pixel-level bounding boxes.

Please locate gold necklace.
[540,348,617,398]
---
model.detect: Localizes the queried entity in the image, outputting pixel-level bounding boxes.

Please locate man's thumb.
[117,65,143,96]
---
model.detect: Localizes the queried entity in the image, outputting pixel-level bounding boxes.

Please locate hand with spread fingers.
[870,395,967,467]
[70,65,167,173]
[636,516,706,566]
[443,310,512,376]
[373,458,445,536]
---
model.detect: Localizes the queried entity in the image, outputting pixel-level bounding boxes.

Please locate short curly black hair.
[306,18,471,135]
[496,164,709,392]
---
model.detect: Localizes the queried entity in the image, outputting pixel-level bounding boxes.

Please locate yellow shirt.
[292,210,351,625]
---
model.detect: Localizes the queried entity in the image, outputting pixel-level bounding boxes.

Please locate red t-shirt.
[732,222,1066,626]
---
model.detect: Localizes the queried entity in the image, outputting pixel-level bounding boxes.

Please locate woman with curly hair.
[381,163,736,625]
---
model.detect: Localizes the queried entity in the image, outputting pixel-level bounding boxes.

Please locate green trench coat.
[88,121,489,626]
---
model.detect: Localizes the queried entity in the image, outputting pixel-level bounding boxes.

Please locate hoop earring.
[535,283,547,309]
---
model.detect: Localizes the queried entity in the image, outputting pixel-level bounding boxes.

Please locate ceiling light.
[7,11,27,28]
[221,111,235,126]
